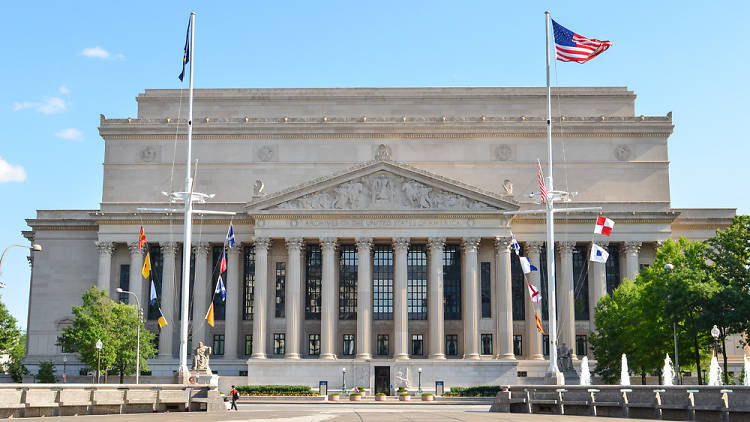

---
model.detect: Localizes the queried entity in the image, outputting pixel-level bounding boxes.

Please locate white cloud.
[81,46,123,60]
[13,96,67,114]
[0,156,26,183]
[55,128,83,141]
[59,85,69,95]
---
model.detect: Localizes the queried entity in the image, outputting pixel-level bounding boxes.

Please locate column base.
[498,353,516,360]
[543,369,565,385]
[356,353,372,360]
[465,353,481,360]
[319,353,336,360]
[158,353,173,359]
[429,353,446,360]
[285,353,301,359]
[394,353,409,360]
[251,353,267,359]
[223,354,238,360]
[529,354,545,361]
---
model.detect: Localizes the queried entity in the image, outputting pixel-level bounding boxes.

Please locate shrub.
[330,393,340,396]
[445,386,500,397]
[376,392,386,396]
[235,385,318,396]
[350,392,361,396]
[422,393,433,396]
[397,386,407,392]
[399,392,410,396]
[35,360,57,383]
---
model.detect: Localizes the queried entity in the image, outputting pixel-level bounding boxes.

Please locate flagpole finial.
[545,11,550,15]
[191,11,196,15]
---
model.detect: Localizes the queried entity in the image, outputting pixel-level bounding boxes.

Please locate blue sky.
[1,1,747,330]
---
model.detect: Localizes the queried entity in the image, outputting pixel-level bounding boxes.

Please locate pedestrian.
[230,385,239,411]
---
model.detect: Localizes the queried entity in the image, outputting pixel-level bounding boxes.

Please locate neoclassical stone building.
[24,87,736,389]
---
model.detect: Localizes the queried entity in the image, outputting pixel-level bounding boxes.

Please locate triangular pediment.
[247,160,519,213]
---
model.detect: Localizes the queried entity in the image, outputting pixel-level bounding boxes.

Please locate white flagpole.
[178,11,196,380]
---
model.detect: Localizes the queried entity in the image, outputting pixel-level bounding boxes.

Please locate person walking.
[230,385,239,411]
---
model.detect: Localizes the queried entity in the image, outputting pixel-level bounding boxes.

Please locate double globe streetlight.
[116,288,142,384]
[0,244,42,287]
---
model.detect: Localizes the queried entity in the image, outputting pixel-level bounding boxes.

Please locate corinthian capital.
[95,241,114,256]
[355,237,373,252]
[127,242,142,256]
[427,237,446,253]
[192,242,210,256]
[558,241,576,255]
[285,237,304,251]
[494,237,512,252]
[624,241,642,255]
[393,237,410,252]
[254,237,271,251]
[462,237,481,253]
[320,237,338,252]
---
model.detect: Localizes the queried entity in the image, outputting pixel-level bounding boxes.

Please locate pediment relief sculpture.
[272,171,496,211]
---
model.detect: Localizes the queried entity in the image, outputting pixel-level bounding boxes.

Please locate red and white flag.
[594,216,615,236]
[537,160,548,203]
[528,283,541,303]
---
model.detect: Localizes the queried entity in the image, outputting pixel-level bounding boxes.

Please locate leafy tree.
[59,287,156,383]
[7,334,28,382]
[0,296,25,382]
[35,360,56,383]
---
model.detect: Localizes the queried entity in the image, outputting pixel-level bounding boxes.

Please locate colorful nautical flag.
[594,216,615,236]
[205,303,215,327]
[138,226,147,250]
[528,283,542,303]
[219,250,227,274]
[511,236,521,256]
[157,308,168,328]
[537,160,548,203]
[552,19,612,63]
[178,17,191,81]
[142,252,151,279]
[149,280,157,306]
[215,275,226,302]
[535,312,545,334]
[590,243,610,263]
[226,223,235,248]
[520,256,538,274]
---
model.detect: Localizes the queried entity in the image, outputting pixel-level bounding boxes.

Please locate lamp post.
[117,287,142,384]
[62,355,67,383]
[95,339,103,384]
[711,324,720,357]
[664,263,681,385]
[417,368,423,394]
[341,367,347,394]
[0,244,42,278]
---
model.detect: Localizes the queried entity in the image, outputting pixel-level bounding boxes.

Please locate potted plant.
[350,392,362,402]
[357,387,367,397]
[375,392,386,402]
[421,393,433,401]
[399,392,410,401]
[328,393,340,402]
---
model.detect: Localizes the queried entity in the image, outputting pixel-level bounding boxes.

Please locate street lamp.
[117,287,142,384]
[62,355,67,383]
[711,324,720,357]
[95,339,103,384]
[341,367,347,394]
[417,368,423,394]
[0,244,42,276]
[664,263,681,385]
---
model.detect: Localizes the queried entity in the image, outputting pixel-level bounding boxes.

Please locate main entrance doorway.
[374,366,390,395]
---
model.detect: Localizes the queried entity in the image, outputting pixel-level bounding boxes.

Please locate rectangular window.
[511,245,526,321]
[243,245,255,320]
[373,246,393,320]
[342,334,355,356]
[213,334,225,356]
[377,334,389,356]
[211,246,226,320]
[445,335,458,356]
[275,262,286,318]
[305,245,322,320]
[513,335,523,357]
[576,335,588,357]
[119,264,130,304]
[481,334,493,355]
[573,245,590,320]
[481,261,491,318]
[606,244,621,294]
[147,245,164,320]
[411,334,424,356]
[274,333,285,355]
[443,245,462,320]
[542,335,550,356]
[245,335,253,356]
[308,334,320,356]
[338,245,357,320]
[407,246,428,320]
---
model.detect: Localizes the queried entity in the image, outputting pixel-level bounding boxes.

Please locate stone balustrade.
[490,385,750,421]
[0,384,222,418]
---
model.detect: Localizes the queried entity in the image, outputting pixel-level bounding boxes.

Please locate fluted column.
[285,237,304,359]
[525,242,544,360]
[495,237,515,360]
[462,237,481,359]
[589,242,608,330]
[95,241,114,292]
[557,241,576,360]
[320,237,337,360]
[393,237,410,360]
[191,243,210,347]
[427,237,446,359]
[252,238,271,359]
[356,237,373,360]
[624,241,641,281]
[224,244,242,359]
[159,242,178,358]
[127,242,144,309]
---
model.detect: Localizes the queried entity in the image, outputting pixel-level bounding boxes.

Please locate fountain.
[620,354,630,386]
[744,355,750,386]
[663,353,675,386]
[579,356,591,386]
[708,354,722,386]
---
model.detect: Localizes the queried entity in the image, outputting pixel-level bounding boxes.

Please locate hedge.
[235,385,318,396]
[444,386,501,397]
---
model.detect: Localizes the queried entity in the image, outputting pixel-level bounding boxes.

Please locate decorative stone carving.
[285,237,304,251]
[161,242,179,256]
[495,144,513,161]
[253,179,264,198]
[526,241,544,255]
[375,144,392,161]
[392,237,410,252]
[192,341,212,373]
[495,237,513,252]
[320,237,337,252]
[558,241,576,254]
[624,241,642,254]
[462,237,481,253]
[614,144,632,161]
[557,343,574,373]
[427,237,446,252]
[254,237,271,251]
[257,145,274,162]
[140,146,158,163]
[127,242,142,256]
[192,243,211,256]
[95,241,114,256]
[273,171,495,211]
[502,179,513,196]
[355,237,373,252]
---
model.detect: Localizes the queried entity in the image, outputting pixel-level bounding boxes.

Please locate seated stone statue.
[192,341,212,373]
[557,343,574,373]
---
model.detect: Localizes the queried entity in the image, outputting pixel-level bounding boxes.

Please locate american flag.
[552,19,611,63]
[537,160,548,203]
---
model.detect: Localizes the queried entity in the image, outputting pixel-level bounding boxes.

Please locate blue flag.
[149,280,157,306]
[227,223,235,248]
[215,275,226,302]
[178,18,191,81]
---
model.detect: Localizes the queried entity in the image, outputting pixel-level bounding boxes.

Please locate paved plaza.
[17,403,659,422]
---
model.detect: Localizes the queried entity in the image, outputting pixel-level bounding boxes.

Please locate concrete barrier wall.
[0,384,222,418]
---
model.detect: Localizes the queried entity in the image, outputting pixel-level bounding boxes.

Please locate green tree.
[7,334,28,382]
[35,360,57,383]
[59,287,156,383]
[0,296,26,382]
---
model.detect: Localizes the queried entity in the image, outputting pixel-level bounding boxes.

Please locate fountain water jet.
[620,354,630,386]
[708,354,722,386]
[744,355,750,386]
[662,353,675,386]
[579,356,591,386]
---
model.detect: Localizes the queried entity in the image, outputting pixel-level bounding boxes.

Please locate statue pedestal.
[191,371,219,386]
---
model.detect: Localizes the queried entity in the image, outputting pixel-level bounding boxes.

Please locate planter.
[375,394,386,402]
[399,394,410,401]
[350,395,361,402]
[422,394,433,401]
[328,394,339,402]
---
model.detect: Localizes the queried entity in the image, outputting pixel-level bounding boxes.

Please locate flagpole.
[178,11,196,381]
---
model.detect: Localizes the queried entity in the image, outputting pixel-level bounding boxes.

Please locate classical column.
[427,237,446,359]
[355,237,373,360]
[127,242,144,308]
[624,241,641,281]
[95,241,114,292]
[159,242,178,358]
[320,237,337,360]
[252,238,271,359]
[285,237,304,359]
[589,242,608,331]
[557,241,576,360]
[525,242,544,360]
[393,237,410,360]
[495,237,515,360]
[224,244,242,359]
[462,237,481,359]
[191,243,210,347]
